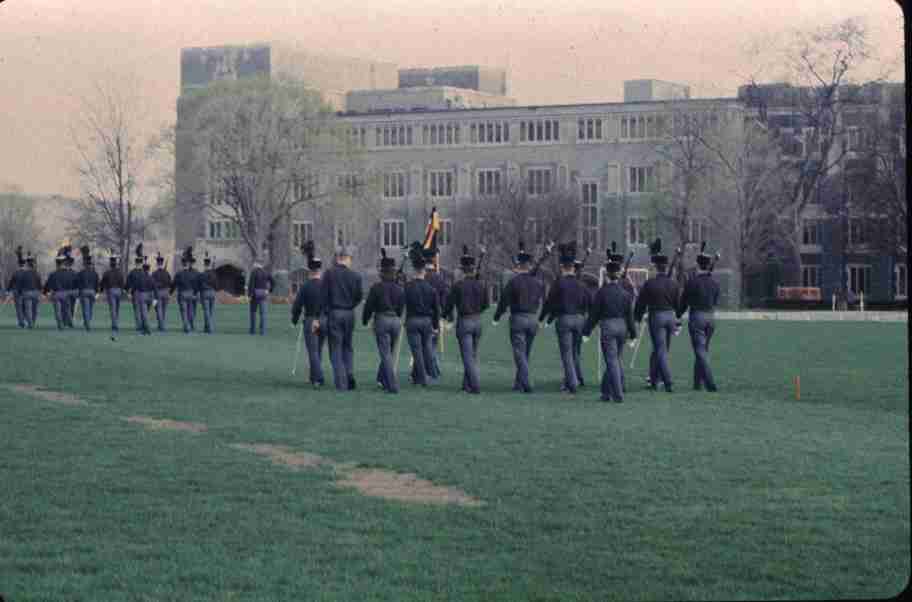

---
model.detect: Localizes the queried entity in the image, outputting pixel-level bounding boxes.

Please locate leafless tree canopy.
[0,188,45,278]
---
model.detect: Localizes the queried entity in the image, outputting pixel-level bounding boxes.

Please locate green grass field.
[0,302,908,601]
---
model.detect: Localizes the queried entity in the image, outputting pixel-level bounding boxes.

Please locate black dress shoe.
[614,398,624,403]
[665,385,674,393]
[707,386,718,392]
[348,378,357,390]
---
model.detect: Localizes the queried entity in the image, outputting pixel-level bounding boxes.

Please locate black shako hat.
[408,241,427,270]
[606,241,624,273]
[81,245,92,266]
[514,240,532,265]
[15,246,25,267]
[302,240,322,271]
[649,238,668,265]
[379,247,396,271]
[181,246,195,266]
[156,252,165,265]
[558,241,577,266]
[459,245,475,270]
[134,243,144,265]
[696,241,712,270]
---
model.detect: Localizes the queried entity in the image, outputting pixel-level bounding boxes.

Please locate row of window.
[800,264,908,298]
[520,119,560,143]
[803,218,872,247]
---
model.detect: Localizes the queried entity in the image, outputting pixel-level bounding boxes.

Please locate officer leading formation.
[5,233,720,400]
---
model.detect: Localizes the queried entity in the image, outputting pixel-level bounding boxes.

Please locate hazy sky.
[0,0,903,197]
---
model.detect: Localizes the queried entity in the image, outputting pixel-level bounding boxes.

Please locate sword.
[596,265,605,384]
[629,313,647,369]
[291,319,305,376]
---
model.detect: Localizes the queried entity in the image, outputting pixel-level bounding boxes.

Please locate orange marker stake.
[794,375,801,401]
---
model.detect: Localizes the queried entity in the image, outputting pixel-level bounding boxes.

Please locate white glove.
[491,320,499,327]
[543,321,552,329]
[582,336,590,344]
[628,340,637,349]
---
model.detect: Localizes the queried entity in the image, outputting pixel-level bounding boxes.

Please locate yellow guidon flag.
[421,206,441,270]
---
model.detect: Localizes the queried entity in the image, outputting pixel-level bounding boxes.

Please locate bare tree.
[68,78,164,274]
[180,75,378,270]
[0,186,45,278]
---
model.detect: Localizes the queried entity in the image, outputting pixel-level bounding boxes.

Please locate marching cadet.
[317,246,363,390]
[633,239,681,393]
[423,247,448,380]
[63,248,79,325]
[198,252,219,334]
[572,255,590,387]
[676,242,720,392]
[247,260,274,336]
[291,241,327,389]
[583,243,638,403]
[76,246,100,331]
[7,247,27,328]
[151,252,173,332]
[125,245,153,335]
[493,241,545,394]
[362,248,405,393]
[443,245,489,395]
[100,251,125,339]
[21,252,41,328]
[539,242,589,394]
[404,244,440,387]
[170,247,199,333]
[43,248,70,330]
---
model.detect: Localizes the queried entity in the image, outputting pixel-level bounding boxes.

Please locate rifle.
[475,244,487,281]
[530,241,555,276]
[668,245,685,336]
[620,250,635,280]
[575,247,593,280]
[709,252,721,274]
[392,247,410,372]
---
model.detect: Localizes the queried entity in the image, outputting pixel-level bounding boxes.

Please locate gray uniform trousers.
[648,316,675,386]
[373,314,401,393]
[456,315,483,394]
[249,289,268,335]
[132,291,151,333]
[406,316,435,386]
[68,289,78,324]
[303,317,327,385]
[155,289,170,331]
[573,335,585,386]
[327,308,356,390]
[200,289,216,333]
[12,291,25,327]
[52,291,69,330]
[177,290,196,332]
[106,288,122,332]
[428,331,442,379]
[555,314,585,392]
[22,290,39,328]
[688,311,717,390]
[509,312,539,392]
[599,318,628,402]
[79,289,95,330]
[648,310,676,388]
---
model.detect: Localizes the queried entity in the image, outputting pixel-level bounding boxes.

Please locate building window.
[208,220,239,240]
[439,219,453,246]
[802,219,822,245]
[292,221,314,248]
[423,123,459,146]
[474,121,510,144]
[801,265,821,287]
[578,118,603,142]
[628,166,656,193]
[848,264,871,295]
[294,173,317,202]
[580,182,599,250]
[621,115,654,140]
[477,169,502,196]
[383,172,407,198]
[527,218,545,245]
[849,218,866,245]
[336,173,361,193]
[209,221,222,240]
[896,263,907,298]
[627,216,648,246]
[520,119,560,143]
[527,168,553,196]
[375,125,413,148]
[429,170,455,197]
[381,220,405,248]
[845,127,861,151]
[686,218,709,244]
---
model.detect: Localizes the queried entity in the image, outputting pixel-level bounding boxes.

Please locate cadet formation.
[4,224,721,401]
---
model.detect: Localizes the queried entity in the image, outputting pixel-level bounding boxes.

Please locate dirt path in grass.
[3,383,90,406]
[125,416,208,434]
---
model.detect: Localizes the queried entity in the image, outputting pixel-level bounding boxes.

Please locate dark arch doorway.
[215,264,245,295]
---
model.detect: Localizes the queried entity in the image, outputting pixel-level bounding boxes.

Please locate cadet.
[198,252,219,334]
[247,260,274,336]
[633,238,681,392]
[100,251,125,338]
[43,248,69,330]
[572,256,590,387]
[443,245,489,394]
[493,242,545,394]
[317,246,363,390]
[19,252,41,328]
[151,252,173,332]
[170,247,198,333]
[7,247,27,328]
[404,246,440,387]
[291,241,327,389]
[362,248,405,393]
[540,242,589,394]
[77,245,100,331]
[676,242,720,392]
[423,247,449,380]
[583,243,638,403]
[125,245,145,332]
[64,249,79,325]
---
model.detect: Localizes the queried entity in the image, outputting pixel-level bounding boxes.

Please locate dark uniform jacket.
[291,279,326,325]
[77,268,100,292]
[125,268,145,294]
[321,265,364,311]
[444,278,489,322]
[584,281,638,339]
[676,273,720,318]
[539,274,590,323]
[362,280,405,325]
[197,269,218,293]
[633,273,681,323]
[247,267,274,296]
[426,271,450,314]
[170,269,197,295]
[152,268,173,291]
[43,269,66,294]
[20,269,41,291]
[100,268,125,291]
[404,279,440,330]
[493,272,545,321]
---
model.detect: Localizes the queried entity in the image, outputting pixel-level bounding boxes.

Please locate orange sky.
[0,0,903,196]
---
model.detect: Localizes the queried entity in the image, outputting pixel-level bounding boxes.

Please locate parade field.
[0,305,908,601]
